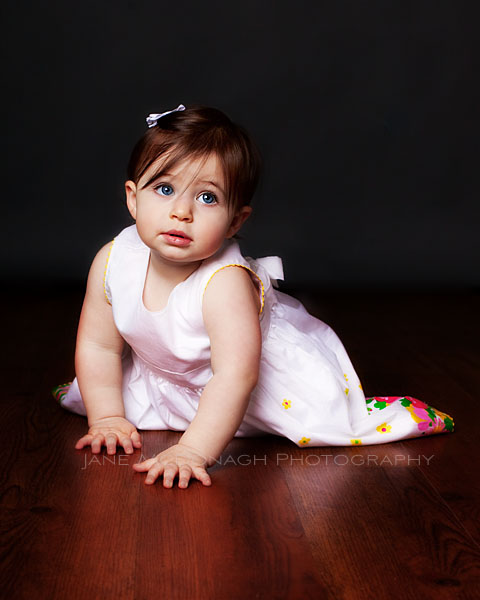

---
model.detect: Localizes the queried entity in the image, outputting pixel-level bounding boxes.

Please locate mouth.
[162,230,192,246]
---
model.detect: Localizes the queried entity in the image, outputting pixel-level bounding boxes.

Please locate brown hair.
[127,105,261,213]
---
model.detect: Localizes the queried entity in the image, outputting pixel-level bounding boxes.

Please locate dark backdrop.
[5,0,479,288]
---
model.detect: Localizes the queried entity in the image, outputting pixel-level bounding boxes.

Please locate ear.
[125,180,137,220]
[226,206,252,238]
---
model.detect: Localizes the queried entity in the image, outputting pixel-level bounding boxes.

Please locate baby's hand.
[132,443,212,489]
[75,416,142,455]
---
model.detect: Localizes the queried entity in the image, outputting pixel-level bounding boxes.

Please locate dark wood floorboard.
[1,287,479,599]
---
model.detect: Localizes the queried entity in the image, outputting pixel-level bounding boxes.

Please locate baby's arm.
[74,243,142,455]
[133,266,261,487]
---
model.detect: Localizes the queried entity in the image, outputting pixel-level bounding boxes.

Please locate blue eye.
[198,192,217,205]
[156,184,173,196]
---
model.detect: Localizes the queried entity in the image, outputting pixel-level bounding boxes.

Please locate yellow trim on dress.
[203,264,265,314]
[103,238,115,305]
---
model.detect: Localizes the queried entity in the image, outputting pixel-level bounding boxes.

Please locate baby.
[53,104,454,488]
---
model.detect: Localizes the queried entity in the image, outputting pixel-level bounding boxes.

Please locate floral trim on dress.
[52,382,72,405]
[366,396,454,435]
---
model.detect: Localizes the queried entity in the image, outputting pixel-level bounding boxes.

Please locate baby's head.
[127,105,261,215]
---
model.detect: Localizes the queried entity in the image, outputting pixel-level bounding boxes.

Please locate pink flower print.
[368,396,428,412]
[406,404,431,425]
[401,397,453,434]
[418,416,447,434]
[400,396,429,410]
[366,397,399,411]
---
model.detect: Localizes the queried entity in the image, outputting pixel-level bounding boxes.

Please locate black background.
[5,0,479,288]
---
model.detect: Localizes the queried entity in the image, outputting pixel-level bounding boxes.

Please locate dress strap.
[203,263,266,314]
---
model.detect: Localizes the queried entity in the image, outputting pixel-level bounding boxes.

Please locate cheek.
[205,217,232,237]
[137,198,161,216]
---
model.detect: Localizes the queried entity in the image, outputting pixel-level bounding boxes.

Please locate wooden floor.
[1,285,479,599]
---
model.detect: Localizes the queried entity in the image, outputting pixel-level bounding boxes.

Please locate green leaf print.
[444,417,454,432]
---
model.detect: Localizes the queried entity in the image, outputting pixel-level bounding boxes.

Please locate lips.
[162,230,192,247]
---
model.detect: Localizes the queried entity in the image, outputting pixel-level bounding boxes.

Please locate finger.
[121,437,134,454]
[178,465,193,489]
[145,462,165,486]
[132,457,157,471]
[130,431,142,447]
[105,434,118,455]
[192,466,212,487]
[91,435,104,454]
[162,463,179,488]
[75,435,93,450]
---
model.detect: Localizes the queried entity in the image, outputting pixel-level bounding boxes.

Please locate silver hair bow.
[146,104,186,127]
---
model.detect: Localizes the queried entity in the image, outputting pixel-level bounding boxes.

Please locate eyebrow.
[198,179,225,195]
[142,169,168,189]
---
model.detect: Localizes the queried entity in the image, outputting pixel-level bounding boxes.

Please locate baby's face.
[125,153,250,269]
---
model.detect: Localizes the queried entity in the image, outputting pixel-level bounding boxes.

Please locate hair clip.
[146,104,186,128]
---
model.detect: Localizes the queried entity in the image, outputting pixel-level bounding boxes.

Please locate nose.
[169,193,193,222]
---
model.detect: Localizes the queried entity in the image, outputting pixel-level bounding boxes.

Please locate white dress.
[56,225,454,447]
